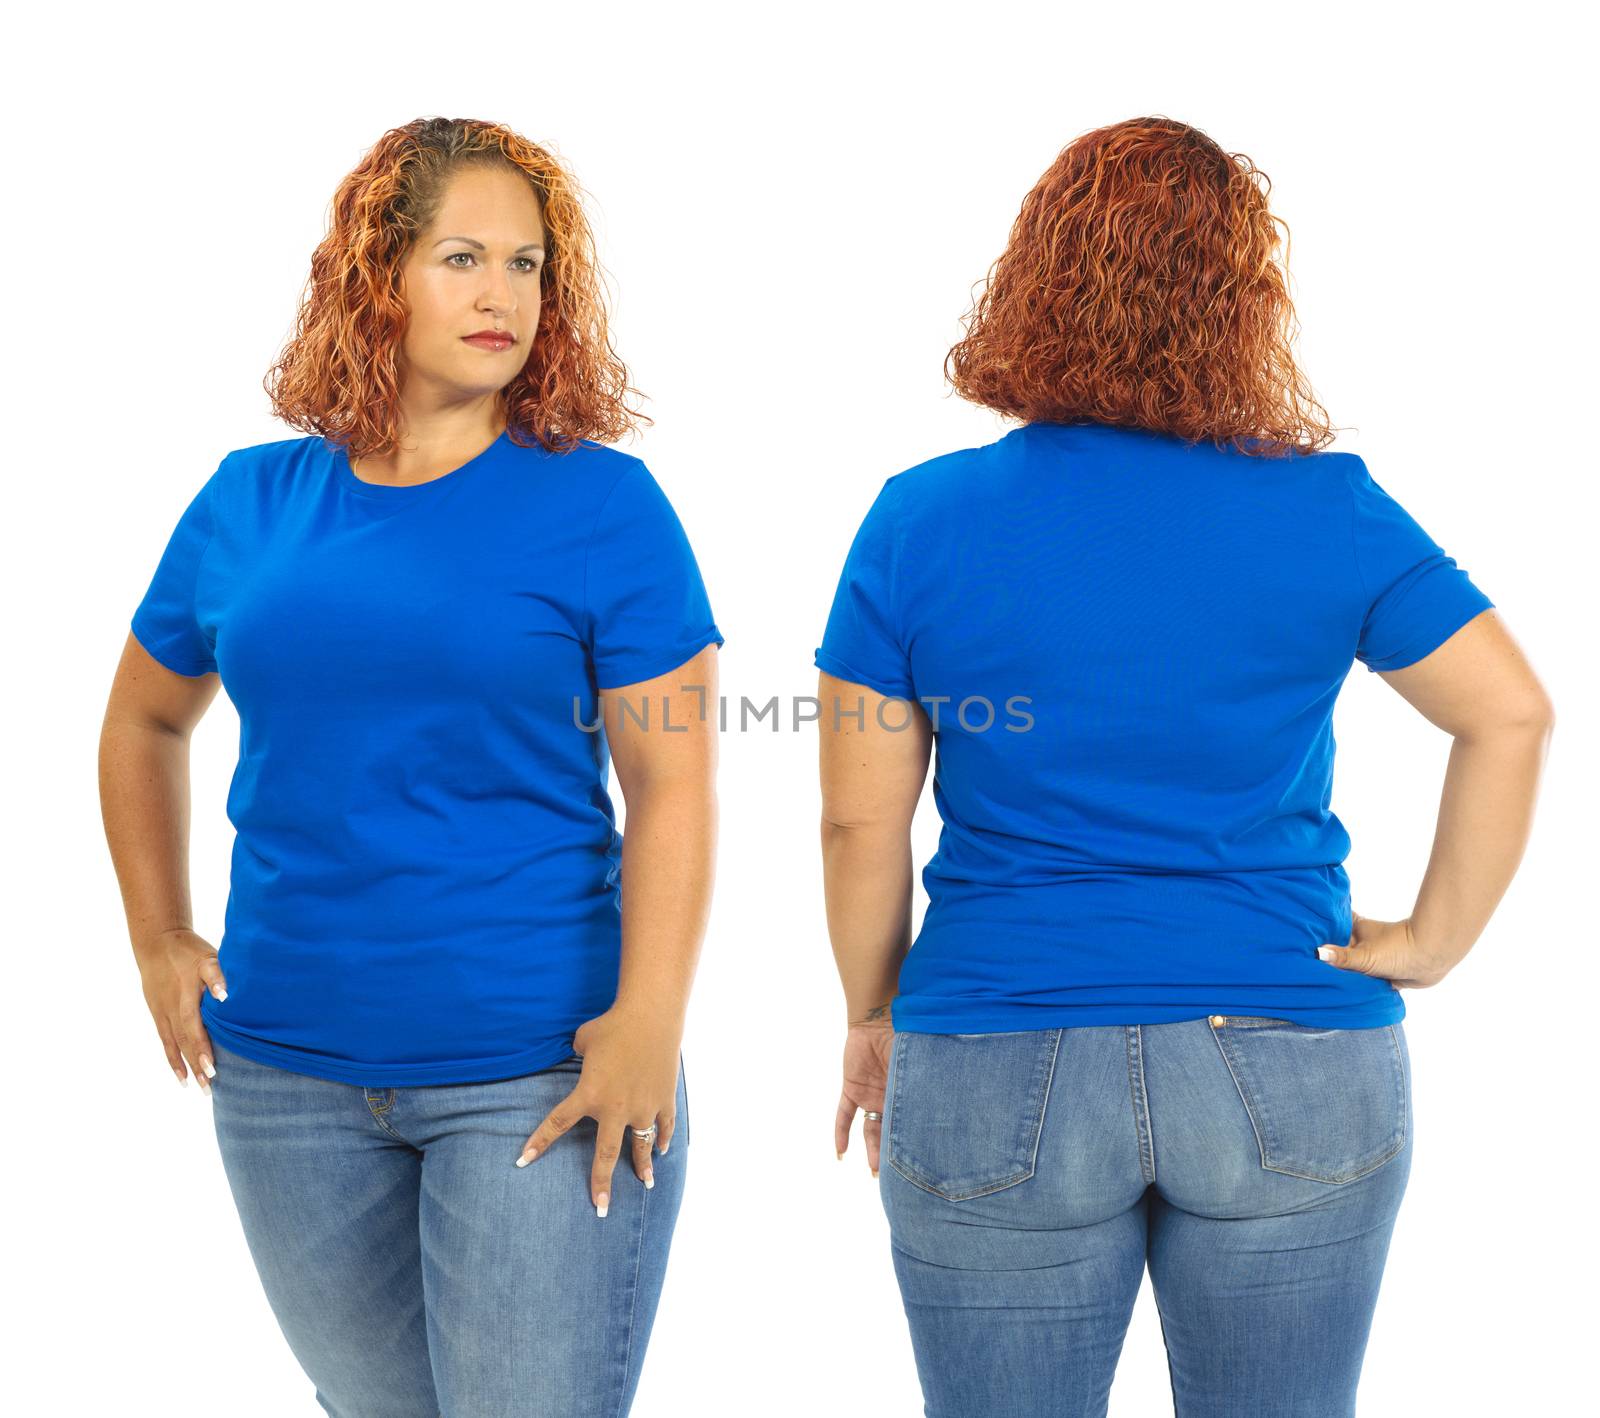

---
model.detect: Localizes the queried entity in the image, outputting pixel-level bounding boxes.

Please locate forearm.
[98,720,197,962]
[820,818,912,1024]
[612,781,717,1032]
[1410,718,1555,964]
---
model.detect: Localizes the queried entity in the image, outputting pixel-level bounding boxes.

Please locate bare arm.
[603,642,721,1037]
[517,642,720,1212]
[818,671,932,1174]
[817,672,932,1024]
[1341,608,1555,983]
[98,633,227,1088]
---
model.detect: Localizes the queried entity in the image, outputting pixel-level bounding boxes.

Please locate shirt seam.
[881,475,907,664]
[580,459,644,634]
[190,457,223,664]
[1343,455,1371,607]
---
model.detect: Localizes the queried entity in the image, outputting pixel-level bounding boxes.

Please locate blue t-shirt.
[814,420,1494,1032]
[131,428,723,1084]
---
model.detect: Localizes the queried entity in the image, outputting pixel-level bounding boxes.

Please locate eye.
[444,252,543,272]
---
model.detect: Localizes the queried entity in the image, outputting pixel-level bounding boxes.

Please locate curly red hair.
[265,116,647,457]
[945,117,1336,457]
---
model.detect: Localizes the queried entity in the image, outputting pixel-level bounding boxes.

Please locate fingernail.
[200,1055,216,1078]
[837,1151,844,1161]
[516,1148,538,1168]
[659,1141,669,1156]
[211,985,228,1001]
[644,1173,655,1190]
[596,1193,609,1218]
[197,1077,211,1096]
[176,1072,188,1088]
[1317,946,1336,962]
[871,1169,879,1179]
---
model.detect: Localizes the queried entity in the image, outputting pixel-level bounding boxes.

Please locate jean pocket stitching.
[886,1029,1061,1201]
[1211,1019,1409,1185]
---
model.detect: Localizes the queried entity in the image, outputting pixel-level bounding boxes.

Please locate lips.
[462,333,514,350]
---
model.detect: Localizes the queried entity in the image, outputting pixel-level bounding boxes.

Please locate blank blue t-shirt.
[814,420,1494,1031]
[131,428,723,1084]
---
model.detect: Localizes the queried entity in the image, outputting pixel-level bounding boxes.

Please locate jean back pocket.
[1209,1016,1409,1185]
[886,1028,1061,1201]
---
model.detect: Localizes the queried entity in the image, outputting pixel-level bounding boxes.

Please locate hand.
[835,1010,894,1177]
[516,1005,682,1217]
[136,928,228,1093]
[1317,911,1457,990]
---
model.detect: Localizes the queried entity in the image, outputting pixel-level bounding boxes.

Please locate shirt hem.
[813,648,914,701]
[1362,597,1496,672]
[594,629,725,692]
[129,615,215,677]
[890,993,1406,1033]
[200,1010,579,1085]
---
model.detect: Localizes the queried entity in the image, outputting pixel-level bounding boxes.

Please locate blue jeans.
[208,1040,689,1417]
[879,1016,1413,1417]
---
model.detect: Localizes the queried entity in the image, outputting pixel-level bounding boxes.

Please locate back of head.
[945,116,1335,458]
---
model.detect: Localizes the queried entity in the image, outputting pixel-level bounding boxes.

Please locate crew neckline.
[1017,419,1170,442]
[328,427,513,500]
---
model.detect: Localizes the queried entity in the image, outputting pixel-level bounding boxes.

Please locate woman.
[816,117,1552,1417]
[100,117,722,1417]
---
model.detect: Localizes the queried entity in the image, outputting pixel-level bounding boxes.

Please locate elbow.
[1533,697,1557,735]
[1458,692,1556,742]
[819,810,906,840]
[1513,685,1558,734]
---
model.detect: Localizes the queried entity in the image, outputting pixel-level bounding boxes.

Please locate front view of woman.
[816,118,1552,1416]
[100,117,722,1416]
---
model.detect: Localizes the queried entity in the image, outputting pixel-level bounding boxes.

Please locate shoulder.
[1300,444,1368,482]
[506,434,656,510]
[888,436,1004,492]
[188,436,323,518]
[213,433,324,487]
[222,433,321,470]
[862,432,1015,528]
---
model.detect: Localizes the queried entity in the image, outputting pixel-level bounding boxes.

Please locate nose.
[478,271,516,318]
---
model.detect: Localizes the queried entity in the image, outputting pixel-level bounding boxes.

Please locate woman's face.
[396,164,547,403]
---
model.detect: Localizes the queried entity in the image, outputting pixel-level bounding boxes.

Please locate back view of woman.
[816,117,1553,1417]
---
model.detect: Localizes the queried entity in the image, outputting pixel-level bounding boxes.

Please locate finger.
[197,956,229,1002]
[158,1023,189,1087]
[591,1118,624,1217]
[834,1093,856,1159]
[516,1086,586,1166]
[629,1120,656,1190]
[864,1114,883,1177]
[176,1006,216,1096]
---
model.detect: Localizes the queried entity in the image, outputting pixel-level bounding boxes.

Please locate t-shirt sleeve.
[583,460,723,690]
[813,475,916,700]
[1345,454,1495,673]
[129,458,226,677]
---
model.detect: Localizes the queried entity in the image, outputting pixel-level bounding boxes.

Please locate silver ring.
[631,1123,658,1139]
[863,1111,883,1122]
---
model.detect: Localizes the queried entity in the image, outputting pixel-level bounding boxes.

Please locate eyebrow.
[433,236,545,254]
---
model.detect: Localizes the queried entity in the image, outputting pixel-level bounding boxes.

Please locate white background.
[6,1,1591,1412]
